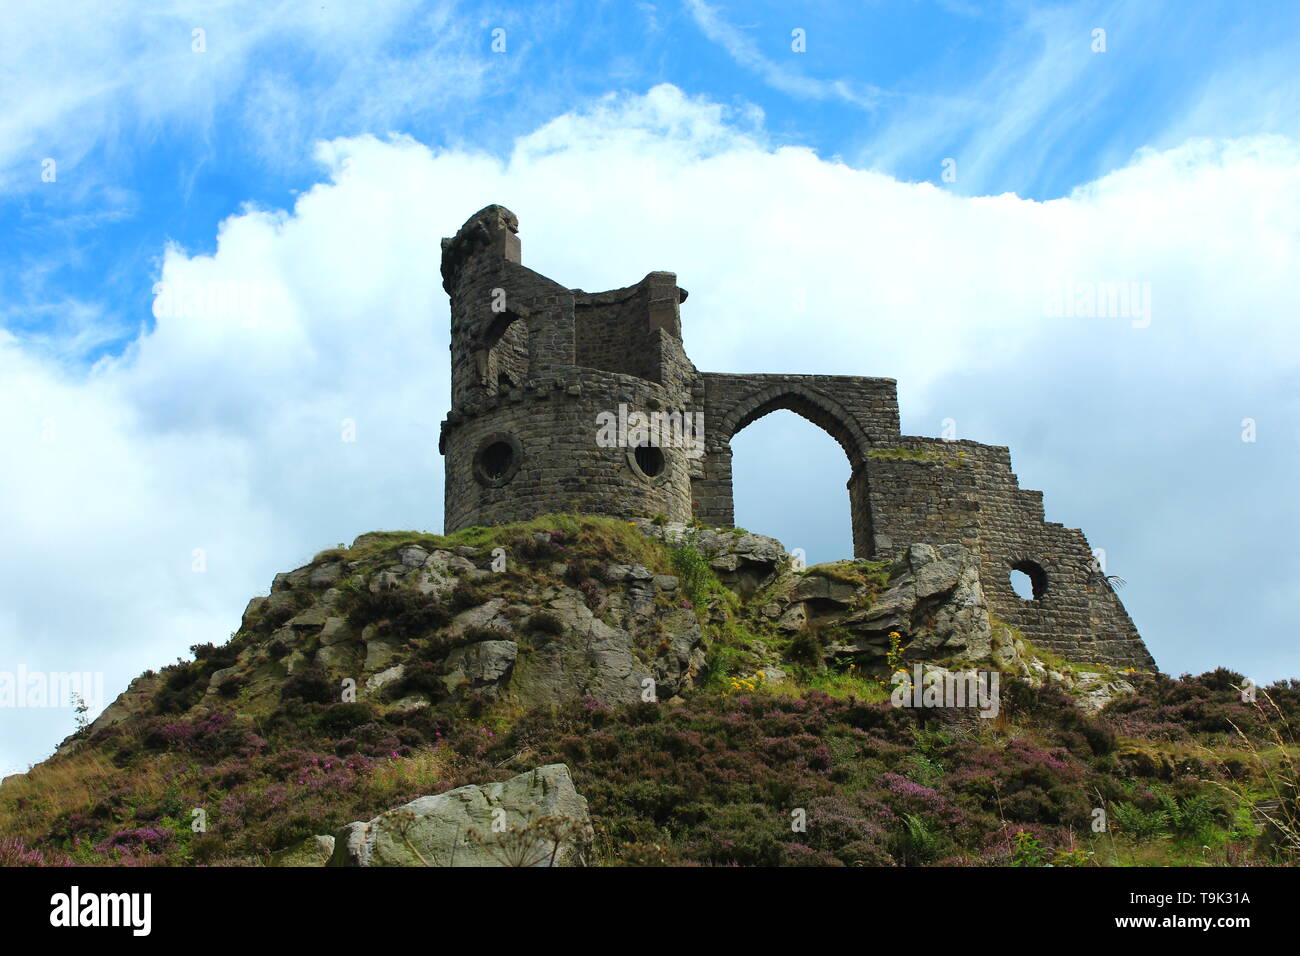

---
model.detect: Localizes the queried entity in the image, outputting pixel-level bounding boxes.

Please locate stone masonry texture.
[438,205,1155,670]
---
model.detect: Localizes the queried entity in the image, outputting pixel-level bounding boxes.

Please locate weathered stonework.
[439,205,1154,670]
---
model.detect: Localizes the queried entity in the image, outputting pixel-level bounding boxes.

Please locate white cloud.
[3,84,1299,773]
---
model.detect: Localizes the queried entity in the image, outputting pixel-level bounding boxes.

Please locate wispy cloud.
[683,0,884,109]
[854,0,1300,196]
[0,0,494,192]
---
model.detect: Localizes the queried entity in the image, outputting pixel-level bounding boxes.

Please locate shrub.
[1112,801,1170,841]
[346,589,451,637]
[448,583,488,613]
[317,703,376,736]
[386,661,450,701]
[215,674,245,699]
[668,542,714,608]
[281,666,336,704]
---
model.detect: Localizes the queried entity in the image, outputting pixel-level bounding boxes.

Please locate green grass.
[867,446,968,468]
[802,559,893,590]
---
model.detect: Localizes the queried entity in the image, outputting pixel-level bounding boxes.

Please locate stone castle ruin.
[438,205,1154,669]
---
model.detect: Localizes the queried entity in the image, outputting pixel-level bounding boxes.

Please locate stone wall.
[857,438,1152,669]
[573,273,686,383]
[440,207,697,534]
[436,205,1154,669]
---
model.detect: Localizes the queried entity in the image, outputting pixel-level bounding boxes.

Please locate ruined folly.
[438,205,1153,669]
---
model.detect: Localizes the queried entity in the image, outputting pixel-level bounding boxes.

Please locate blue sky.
[2,0,1299,773]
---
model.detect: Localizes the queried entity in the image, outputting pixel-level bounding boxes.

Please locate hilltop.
[1,516,1296,867]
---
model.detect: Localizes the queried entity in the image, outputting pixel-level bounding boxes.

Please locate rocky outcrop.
[218,533,711,716]
[328,764,592,867]
[60,518,1135,773]
[815,544,994,666]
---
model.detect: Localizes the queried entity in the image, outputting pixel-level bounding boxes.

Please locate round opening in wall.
[481,442,513,479]
[472,434,522,488]
[1009,560,1048,601]
[634,444,665,478]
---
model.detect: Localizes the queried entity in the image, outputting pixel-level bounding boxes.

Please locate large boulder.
[442,640,518,697]
[508,591,653,707]
[781,544,995,667]
[327,764,592,867]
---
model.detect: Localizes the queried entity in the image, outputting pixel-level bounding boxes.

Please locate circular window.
[635,445,665,477]
[472,433,522,487]
[626,444,669,484]
[1009,560,1048,601]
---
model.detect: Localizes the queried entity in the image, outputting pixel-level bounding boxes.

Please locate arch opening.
[729,408,853,564]
[482,311,529,392]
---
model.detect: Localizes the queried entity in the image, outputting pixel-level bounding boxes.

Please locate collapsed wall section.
[858,437,1153,669]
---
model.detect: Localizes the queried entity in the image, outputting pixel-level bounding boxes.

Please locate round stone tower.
[438,205,700,532]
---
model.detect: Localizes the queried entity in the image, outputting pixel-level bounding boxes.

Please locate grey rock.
[240,596,268,630]
[289,605,330,629]
[414,567,456,600]
[710,553,741,573]
[366,664,405,695]
[448,598,510,638]
[370,570,405,593]
[603,564,632,582]
[319,617,353,646]
[399,546,430,568]
[389,694,431,714]
[317,643,362,671]
[309,563,343,587]
[327,764,592,867]
[270,835,335,867]
[802,544,993,666]
[777,602,808,632]
[264,591,300,616]
[651,608,707,697]
[366,642,400,671]
[443,640,518,696]
[284,649,311,675]
[508,591,651,707]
